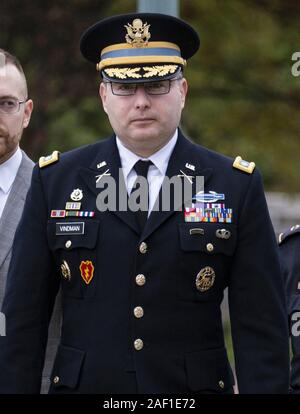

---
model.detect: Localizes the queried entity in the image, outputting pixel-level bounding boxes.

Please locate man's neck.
[129,142,170,159]
[118,130,178,158]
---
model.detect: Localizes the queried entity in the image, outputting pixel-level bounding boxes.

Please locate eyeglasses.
[0,97,28,114]
[104,77,183,96]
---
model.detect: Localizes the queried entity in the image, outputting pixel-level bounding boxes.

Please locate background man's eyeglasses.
[0,97,28,114]
[104,77,183,96]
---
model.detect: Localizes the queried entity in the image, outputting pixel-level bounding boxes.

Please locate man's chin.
[129,126,159,141]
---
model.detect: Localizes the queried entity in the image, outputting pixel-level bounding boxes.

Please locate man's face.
[0,63,33,164]
[99,76,188,156]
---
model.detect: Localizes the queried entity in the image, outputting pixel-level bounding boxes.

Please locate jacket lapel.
[78,136,140,235]
[78,133,213,240]
[0,151,34,268]
[142,132,213,240]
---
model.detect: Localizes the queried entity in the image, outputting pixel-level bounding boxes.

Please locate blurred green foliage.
[1,0,300,190]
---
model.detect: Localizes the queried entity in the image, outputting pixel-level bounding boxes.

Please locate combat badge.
[79,260,95,285]
[196,267,215,292]
[193,191,225,203]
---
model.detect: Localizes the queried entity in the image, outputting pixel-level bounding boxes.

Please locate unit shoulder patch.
[278,224,300,245]
[232,156,255,174]
[39,150,60,168]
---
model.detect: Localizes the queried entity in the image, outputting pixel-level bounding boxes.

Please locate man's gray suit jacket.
[0,150,61,393]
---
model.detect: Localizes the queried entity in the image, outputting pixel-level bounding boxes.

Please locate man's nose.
[134,85,151,109]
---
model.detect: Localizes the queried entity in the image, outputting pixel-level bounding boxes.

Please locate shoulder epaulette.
[39,150,60,168]
[278,224,300,245]
[233,156,255,174]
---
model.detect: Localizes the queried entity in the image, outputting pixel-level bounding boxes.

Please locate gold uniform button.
[134,306,144,318]
[134,338,144,351]
[206,243,214,252]
[139,242,148,254]
[65,240,72,249]
[219,380,225,389]
[53,376,60,384]
[136,274,146,286]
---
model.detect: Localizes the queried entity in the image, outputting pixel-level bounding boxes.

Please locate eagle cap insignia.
[125,18,151,47]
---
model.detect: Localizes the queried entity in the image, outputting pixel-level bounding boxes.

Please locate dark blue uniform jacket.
[0,130,289,393]
[279,225,300,393]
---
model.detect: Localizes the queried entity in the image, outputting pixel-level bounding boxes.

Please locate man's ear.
[179,78,188,109]
[23,99,33,129]
[99,82,108,114]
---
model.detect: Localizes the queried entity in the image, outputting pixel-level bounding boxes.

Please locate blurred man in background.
[0,49,60,393]
[0,49,33,307]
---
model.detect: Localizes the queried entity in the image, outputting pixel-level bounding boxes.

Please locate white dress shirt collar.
[116,129,178,180]
[0,146,22,194]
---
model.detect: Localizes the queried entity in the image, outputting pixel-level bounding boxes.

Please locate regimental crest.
[70,188,83,201]
[79,260,95,285]
[125,18,151,47]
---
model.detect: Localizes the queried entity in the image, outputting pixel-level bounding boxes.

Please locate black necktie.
[131,160,152,232]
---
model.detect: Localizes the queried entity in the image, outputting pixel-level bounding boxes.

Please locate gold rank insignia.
[196,267,215,292]
[39,150,60,168]
[233,156,255,174]
[79,260,95,285]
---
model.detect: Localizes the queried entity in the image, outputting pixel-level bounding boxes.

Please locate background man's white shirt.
[0,147,22,218]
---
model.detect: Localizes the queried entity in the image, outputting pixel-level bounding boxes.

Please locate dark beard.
[0,125,9,139]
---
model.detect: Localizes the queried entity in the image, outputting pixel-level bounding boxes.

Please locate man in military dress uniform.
[0,13,289,394]
[279,225,300,393]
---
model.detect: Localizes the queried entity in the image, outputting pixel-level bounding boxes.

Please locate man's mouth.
[131,118,155,123]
